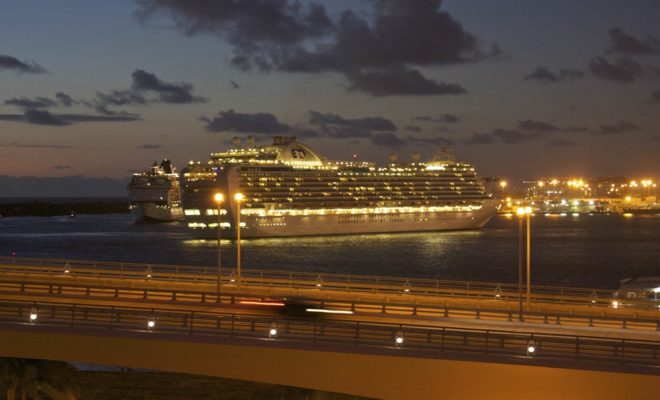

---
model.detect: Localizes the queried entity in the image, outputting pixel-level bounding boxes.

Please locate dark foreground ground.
[78,371,368,400]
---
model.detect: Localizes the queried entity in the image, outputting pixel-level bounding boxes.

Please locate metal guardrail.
[0,299,658,373]
[0,272,658,333]
[0,256,621,307]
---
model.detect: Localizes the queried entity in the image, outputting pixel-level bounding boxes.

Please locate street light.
[213,192,224,301]
[516,206,532,320]
[234,192,245,289]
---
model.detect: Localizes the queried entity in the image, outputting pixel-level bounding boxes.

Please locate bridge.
[1,256,659,399]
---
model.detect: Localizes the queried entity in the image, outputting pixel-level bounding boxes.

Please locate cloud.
[308,111,396,131]
[523,66,584,84]
[549,140,581,147]
[464,132,494,145]
[55,92,77,107]
[407,135,454,146]
[92,69,206,113]
[53,165,71,170]
[138,0,498,96]
[140,144,162,149]
[0,54,46,73]
[0,142,72,149]
[562,126,589,133]
[413,113,460,124]
[588,56,643,83]
[0,108,141,126]
[229,80,240,89]
[371,132,405,147]
[595,121,642,134]
[518,119,559,132]
[650,88,660,103]
[606,27,660,56]
[201,109,290,133]
[345,66,467,97]
[465,128,544,145]
[131,69,206,103]
[403,125,422,132]
[4,96,58,109]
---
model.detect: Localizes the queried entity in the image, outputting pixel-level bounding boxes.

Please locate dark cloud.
[588,56,643,83]
[595,121,642,135]
[308,111,396,131]
[4,96,58,109]
[0,142,72,149]
[229,80,240,89]
[0,54,46,73]
[24,109,70,126]
[562,126,589,133]
[131,69,206,103]
[413,113,460,123]
[138,0,497,96]
[371,132,405,147]
[606,27,660,56]
[53,165,71,170]
[92,69,206,114]
[407,135,454,146]
[549,140,581,147]
[346,66,466,97]
[56,92,77,107]
[140,144,162,149]
[464,132,494,145]
[201,109,290,133]
[518,119,559,132]
[0,109,140,126]
[465,128,543,145]
[523,66,584,84]
[403,125,422,133]
[650,88,660,103]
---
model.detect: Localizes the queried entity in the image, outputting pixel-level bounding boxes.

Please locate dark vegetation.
[0,358,368,400]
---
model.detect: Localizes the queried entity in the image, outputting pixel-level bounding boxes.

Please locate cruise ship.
[128,159,184,223]
[180,136,497,238]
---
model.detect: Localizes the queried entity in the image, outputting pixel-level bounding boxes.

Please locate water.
[1,214,658,289]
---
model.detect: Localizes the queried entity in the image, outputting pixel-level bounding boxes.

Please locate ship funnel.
[388,152,398,163]
[411,151,421,162]
[232,136,241,147]
[247,135,255,147]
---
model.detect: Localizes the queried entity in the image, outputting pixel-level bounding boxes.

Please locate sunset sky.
[1,0,659,195]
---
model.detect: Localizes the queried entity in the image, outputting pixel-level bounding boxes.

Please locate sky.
[1,0,659,195]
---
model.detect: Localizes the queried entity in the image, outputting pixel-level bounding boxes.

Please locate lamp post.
[516,206,533,320]
[525,206,532,307]
[213,192,224,301]
[234,192,244,289]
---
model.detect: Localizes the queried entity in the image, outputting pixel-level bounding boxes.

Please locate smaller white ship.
[128,159,183,223]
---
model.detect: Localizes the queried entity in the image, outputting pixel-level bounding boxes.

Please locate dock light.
[64,263,71,274]
[29,307,38,323]
[611,300,620,309]
[395,331,404,347]
[403,280,411,293]
[147,314,156,331]
[526,340,536,356]
[315,274,323,288]
[213,192,225,300]
[146,266,153,279]
[269,322,278,339]
[494,285,503,299]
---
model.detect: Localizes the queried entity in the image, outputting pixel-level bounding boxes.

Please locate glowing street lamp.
[234,192,245,289]
[516,206,533,320]
[29,307,38,324]
[214,192,224,300]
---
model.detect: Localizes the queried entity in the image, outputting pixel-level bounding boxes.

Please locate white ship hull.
[131,203,184,223]
[188,201,497,238]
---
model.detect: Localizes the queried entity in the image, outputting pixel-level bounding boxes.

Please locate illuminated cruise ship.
[128,159,184,223]
[180,136,497,238]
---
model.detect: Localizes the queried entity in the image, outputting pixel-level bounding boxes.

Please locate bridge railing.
[0,299,658,372]
[0,274,657,332]
[0,256,618,307]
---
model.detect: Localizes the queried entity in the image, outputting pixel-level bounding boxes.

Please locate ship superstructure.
[180,136,496,238]
[128,159,184,223]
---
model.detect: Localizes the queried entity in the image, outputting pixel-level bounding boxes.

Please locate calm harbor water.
[0,213,658,289]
